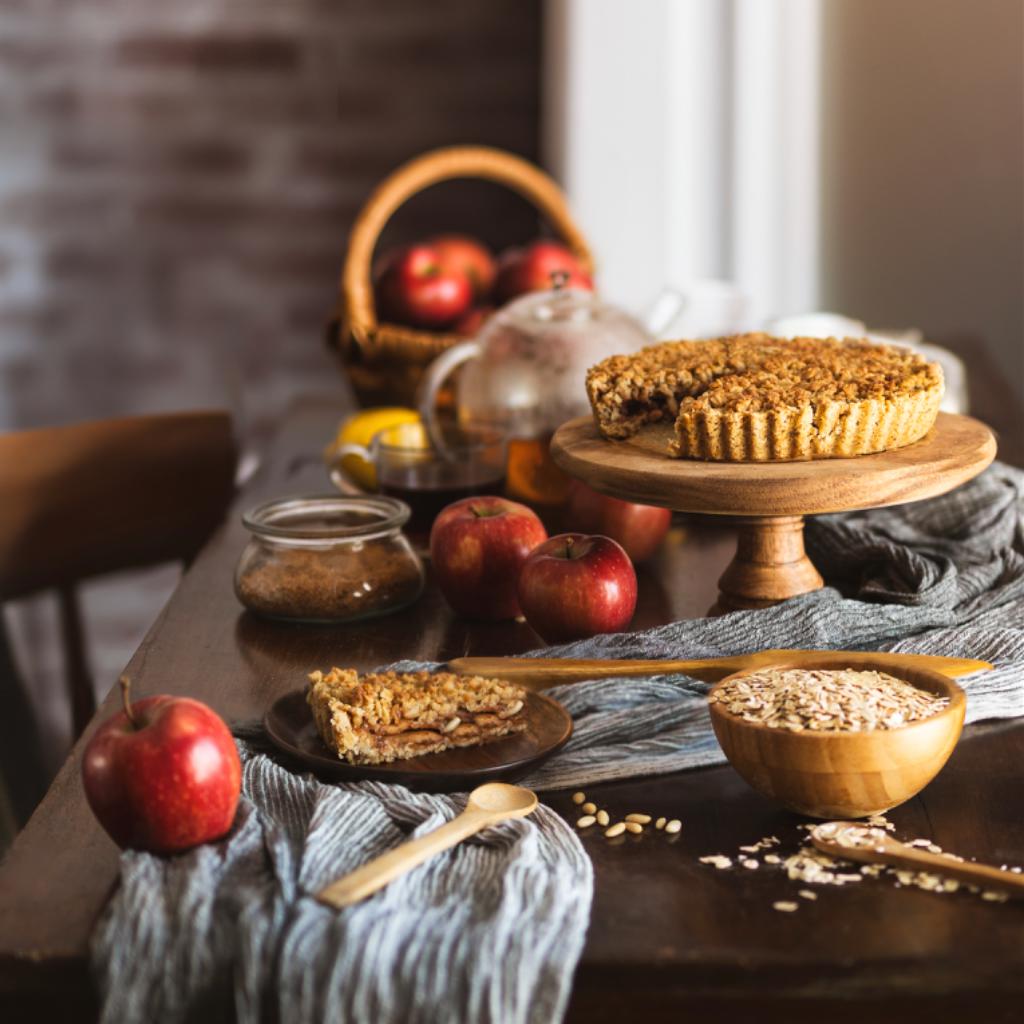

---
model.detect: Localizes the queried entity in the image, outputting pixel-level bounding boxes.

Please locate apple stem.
[119,675,138,730]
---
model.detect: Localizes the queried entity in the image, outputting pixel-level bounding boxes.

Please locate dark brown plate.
[263,690,573,792]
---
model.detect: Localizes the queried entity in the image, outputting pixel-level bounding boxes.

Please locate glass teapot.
[417,279,650,507]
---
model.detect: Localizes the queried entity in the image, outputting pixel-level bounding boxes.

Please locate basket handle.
[341,146,593,348]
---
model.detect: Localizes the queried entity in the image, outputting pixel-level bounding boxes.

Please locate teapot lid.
[495,276,648,338]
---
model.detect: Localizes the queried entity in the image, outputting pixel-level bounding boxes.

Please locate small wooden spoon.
[316,783,539,909]
[811,822,1024,899]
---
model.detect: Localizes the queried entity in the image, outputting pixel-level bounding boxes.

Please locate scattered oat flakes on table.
[699,855,733,870]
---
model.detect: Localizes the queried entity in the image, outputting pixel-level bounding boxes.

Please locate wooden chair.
[0,411,237,828]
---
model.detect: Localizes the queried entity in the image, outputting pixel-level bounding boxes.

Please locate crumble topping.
[585,333,943,460]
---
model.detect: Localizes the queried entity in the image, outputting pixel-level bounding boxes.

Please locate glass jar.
[234,495,424,624]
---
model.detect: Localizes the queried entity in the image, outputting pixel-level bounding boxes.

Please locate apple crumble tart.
[307,668,528,764]
[585,333,944,460]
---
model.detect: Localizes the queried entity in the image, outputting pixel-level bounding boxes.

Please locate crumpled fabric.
[93,462,1024,1023]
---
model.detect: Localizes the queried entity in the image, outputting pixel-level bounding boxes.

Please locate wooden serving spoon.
[811,823,1024,899]
[447,649,992,691]
[316,783,539,909]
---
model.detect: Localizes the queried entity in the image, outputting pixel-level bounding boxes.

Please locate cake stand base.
[707,515,824,616]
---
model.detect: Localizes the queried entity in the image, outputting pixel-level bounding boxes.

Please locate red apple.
[494,240,594,302]
[82,677,242,854]
[453,304,495,336]
[374,244,473,329]
[429,234,496,300]
[517,533,637,643]
[430,495,547,620]
[565,481,672,562]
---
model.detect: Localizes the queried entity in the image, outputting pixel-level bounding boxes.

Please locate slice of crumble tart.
[307,668,528,765]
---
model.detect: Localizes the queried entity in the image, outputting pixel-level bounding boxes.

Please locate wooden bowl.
[707,654,967,818]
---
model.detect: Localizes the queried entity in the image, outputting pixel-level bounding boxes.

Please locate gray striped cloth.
[92,462,1024,1024]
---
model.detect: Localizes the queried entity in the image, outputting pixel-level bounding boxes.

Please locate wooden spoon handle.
[447,657,717,689]
[890,847,1024,895]
[447,651,992,690]
[317,809,493,909]
[813,840,1024,897]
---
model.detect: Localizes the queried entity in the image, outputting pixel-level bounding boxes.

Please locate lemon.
[327,407,420,490]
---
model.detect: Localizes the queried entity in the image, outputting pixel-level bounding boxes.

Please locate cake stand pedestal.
[550,413,996,616]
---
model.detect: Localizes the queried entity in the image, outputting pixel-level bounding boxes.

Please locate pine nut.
[605,822,626,838]
[596,810,610,826]
[572,792,586,805]
[576,815,596,829]
[443,717,461,733]
[665,819,682,834]
[625,822,643,834]
[655,817,666,830]
[625,813,651,825]
[507,700,524,716]
[582,802,597,815]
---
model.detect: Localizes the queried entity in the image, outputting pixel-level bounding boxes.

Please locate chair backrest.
[0,411,238,822]
[0,411,237,600]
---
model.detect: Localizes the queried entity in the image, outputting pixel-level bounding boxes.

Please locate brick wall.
[0,1,542,789]
[0,0,542,435]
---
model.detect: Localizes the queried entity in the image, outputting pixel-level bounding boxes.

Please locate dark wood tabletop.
[1,341,1022,1023]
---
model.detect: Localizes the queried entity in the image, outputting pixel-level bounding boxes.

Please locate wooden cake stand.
[550,412,997,616]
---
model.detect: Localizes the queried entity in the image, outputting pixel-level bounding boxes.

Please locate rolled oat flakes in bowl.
[707,655,966,819]
[709,668,950,733]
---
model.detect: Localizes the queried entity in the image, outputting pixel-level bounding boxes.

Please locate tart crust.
[307,667,528,765]
[585,334,944,461]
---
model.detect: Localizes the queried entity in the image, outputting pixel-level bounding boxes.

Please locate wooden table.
[2,366,1023,1023]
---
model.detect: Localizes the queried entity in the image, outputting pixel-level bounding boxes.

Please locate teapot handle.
[417,341,482,456]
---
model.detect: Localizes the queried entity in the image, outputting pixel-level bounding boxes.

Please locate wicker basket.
[328,145,593,408]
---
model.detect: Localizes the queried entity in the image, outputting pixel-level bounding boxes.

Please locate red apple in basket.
[566,481,672,562]
[430,496,548,620]
[374,244,473,329]
[494,240,594,302]
[429,234,496,300]
[82,677,242,854]
[517,533,637,643]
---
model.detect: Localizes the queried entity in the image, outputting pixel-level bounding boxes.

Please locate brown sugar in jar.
[235,496,424,624]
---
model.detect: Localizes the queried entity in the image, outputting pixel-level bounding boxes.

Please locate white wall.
[822,0,1022,396]
[543,0,822,327]
[544,0,1023,400]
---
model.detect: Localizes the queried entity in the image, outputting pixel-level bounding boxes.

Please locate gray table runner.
[93,462,1024,1024]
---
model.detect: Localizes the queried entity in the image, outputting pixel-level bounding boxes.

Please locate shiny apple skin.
[565,481,672,562]
[430,495,548,620]
[429,234,496,300]
[517,532,637,643]
[82,695,242,855]
[375,244,473,328]
[494,240,594,302]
